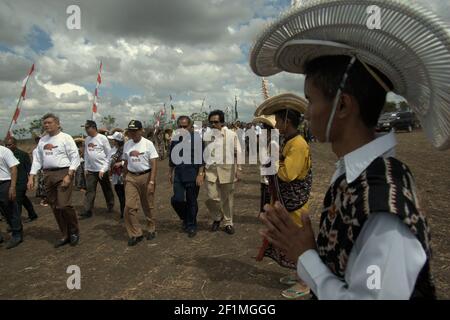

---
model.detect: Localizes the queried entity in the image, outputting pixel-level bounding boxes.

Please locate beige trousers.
[124,172,155,237]
[205,180,235,226]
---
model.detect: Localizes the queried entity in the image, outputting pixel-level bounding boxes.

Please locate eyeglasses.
[178,125,189,129]
[209,121,221,124]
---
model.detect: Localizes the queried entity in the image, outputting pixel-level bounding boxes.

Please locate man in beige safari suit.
[203,110,242,235]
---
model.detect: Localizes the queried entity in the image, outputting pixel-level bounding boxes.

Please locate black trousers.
[0,180,23,239]
[114,184,125,217]
[171,180,199,232]
[16,187,38,219]
[84,171,115,213]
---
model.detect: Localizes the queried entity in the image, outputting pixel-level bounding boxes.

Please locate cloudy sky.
[1,0,449,137]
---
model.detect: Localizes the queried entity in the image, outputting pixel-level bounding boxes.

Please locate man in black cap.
[80,120,115,219]
[122,120,159,246]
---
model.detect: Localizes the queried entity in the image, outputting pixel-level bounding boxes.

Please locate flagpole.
[200,96,206,114]
[6,63,34,140]
[91,60,102,121]
[234,95,238,122]
[6,92,25,140]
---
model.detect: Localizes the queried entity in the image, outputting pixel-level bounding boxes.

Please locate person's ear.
[336,93,356,120]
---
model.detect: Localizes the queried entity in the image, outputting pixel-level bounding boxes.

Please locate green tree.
[398,101,410,111]
[12,127,28,139]
[382,101,398,113]
[191,111,208,122]
[28,118,43,136]
[101,115,116,130]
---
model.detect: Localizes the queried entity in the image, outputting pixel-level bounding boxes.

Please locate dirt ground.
[0,130,449,300]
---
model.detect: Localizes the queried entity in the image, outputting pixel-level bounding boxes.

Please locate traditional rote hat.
[250,0,450,150]
[252,114,277,128]
[254,93,308,116]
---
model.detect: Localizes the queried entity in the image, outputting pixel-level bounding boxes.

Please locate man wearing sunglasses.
[169,116,204,238]
[203,110,241,235]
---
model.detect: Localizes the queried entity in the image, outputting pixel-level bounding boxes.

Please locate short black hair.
[304,55,393,128]
[208,110,225,123]
[84,120,97,130]
[274,109,302,128]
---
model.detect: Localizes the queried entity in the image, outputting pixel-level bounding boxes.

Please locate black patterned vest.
[315,157,436,299]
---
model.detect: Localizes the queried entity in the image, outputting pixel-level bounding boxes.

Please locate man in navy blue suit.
[169,116,205,238]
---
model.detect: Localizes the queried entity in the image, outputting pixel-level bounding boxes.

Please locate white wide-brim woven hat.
[254,93,308,116]
[250,0,450,150]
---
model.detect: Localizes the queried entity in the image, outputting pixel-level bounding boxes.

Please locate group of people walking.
[0,109,244,250]
[2,0,449,300]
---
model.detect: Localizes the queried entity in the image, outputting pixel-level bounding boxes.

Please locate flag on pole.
[171,104,175,120]
[92,61,103,120]
[12,107,21,123]
[200,97,206,113]
[20,86,27,100]
[6,63,35,139]
[169,95,175,120]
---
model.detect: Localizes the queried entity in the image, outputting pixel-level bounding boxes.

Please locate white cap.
[107,131,124,142]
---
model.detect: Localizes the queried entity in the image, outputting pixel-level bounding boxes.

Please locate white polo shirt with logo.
[84,133,111,173]
[30,132,81,175]
[123,137,159,173]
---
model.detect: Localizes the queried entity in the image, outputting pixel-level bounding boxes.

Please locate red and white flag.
[91,61,103,120]
[6,63,35,139]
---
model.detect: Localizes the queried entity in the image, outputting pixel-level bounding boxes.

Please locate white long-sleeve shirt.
[297,131,427,299]
[84,134,111,173]
[30,132,80,175]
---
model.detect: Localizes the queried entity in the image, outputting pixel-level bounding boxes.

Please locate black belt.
[128,169,151,176]
[43,167,70,172]
[87,170,104,174]
[0,180,11,185]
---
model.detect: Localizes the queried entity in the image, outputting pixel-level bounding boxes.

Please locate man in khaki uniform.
[203,110,241,235]
[122,120,159,246]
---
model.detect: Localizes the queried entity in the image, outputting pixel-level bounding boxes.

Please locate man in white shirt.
[28,113,81,248]
[0,142,23,249]
[258,56,436,299]
[80,120,115,219]
[122,120,159,246]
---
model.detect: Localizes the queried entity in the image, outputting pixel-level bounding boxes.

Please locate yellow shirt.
[276,134,311,226]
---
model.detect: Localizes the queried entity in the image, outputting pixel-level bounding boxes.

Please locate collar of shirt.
[331,131,397,184]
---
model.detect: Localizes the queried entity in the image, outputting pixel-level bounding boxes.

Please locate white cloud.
[1,0,449,137]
